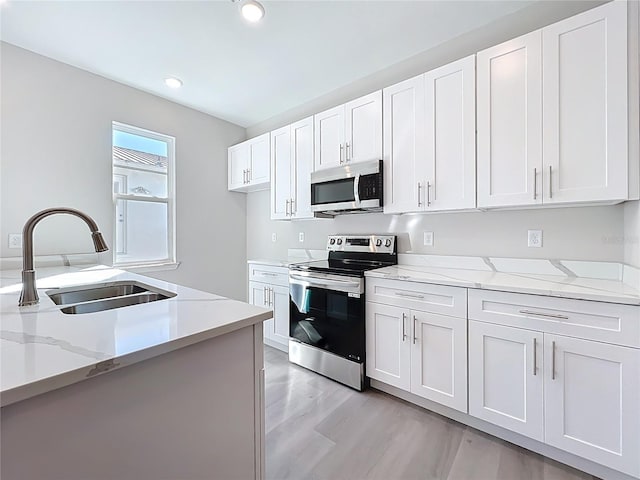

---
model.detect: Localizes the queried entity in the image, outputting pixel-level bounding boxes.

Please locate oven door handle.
[289,273,362,293]
[353,174,361,205]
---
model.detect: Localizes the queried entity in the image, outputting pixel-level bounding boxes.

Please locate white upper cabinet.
[542,1,628,204]
[345,91,383,165]
[228,133,270,192]
[290,116,314,219]
[384,56,476,214]
[424,55,476,211]
[477,31,543,208]
[314,91,382,171]
[478,1,630,208]
[270,126,292,220]
[383,74,426,214]
[270,116,314,220]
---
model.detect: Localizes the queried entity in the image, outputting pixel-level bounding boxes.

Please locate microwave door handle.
[353,174,361,205]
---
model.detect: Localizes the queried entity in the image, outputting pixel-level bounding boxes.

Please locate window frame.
[112,121,176,268]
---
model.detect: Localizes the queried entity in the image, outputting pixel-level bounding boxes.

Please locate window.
[112,122,175,267]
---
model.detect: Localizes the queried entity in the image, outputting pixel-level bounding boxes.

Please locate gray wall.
[626,202,640,268]
[245,0,631,266]
[0,43,248,300]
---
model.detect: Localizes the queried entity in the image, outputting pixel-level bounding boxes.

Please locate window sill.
[116,261,181,273]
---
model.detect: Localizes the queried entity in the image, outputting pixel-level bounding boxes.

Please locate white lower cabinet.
[469,316,640,478]
[366,298,467,413]
[544,334,640,478]
[468,321,544,441]
[248,264,290,353]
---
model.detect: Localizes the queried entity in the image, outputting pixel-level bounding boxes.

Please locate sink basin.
[46,281,176,315]
[61,292,173,314]
[48,282,150,305]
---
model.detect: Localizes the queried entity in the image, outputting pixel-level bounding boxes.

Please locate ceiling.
[1,1,535,127]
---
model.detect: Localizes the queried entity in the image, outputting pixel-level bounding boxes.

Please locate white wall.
[245,0,629,265]
[247,190,625,262]
[626,202,640,268]
[0,43,248,300]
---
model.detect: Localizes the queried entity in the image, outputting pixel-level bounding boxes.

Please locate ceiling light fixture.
[164,77,183,89]
[240,0,265,23]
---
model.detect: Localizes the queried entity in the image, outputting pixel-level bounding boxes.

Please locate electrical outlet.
[528,230,543,248]
[271,233,277,243]
[299,232,305,243]
[423,231,434,247]
[8,233,22,249]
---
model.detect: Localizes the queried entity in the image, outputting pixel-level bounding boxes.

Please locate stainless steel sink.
[60,292,173,314]
[46,281,176,315]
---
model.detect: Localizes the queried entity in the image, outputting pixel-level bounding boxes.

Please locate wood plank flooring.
[264,346,599,480]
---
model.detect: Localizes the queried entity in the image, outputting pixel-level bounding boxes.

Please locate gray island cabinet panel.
[1,323,265,480]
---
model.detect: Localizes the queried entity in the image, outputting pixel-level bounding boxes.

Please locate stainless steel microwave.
[310,160,383,216]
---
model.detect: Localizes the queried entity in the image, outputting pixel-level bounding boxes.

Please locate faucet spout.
[19,207,109,307]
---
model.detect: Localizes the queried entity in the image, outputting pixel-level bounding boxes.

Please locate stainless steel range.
[288,234,397,390]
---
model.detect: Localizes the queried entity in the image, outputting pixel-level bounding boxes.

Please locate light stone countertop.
[365,263,640,306]
[0,265,272,407]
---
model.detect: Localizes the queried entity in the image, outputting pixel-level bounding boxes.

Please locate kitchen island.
[0,264,272,480]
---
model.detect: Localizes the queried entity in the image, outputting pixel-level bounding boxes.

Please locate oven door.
[289,271,365,363]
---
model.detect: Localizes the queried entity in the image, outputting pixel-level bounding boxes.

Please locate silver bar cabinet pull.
[247,169,251,183]
[263,286,267,306]
[290,198,295,215]
[413,315,418,344]
[426,181,432,207]
[533,337,537,376]
[395,292,425,300]
[270,287,274,307]
[402,313,407,342]
[551,341,556,380]
[243,169,247,184]
[533,168,537,200]
[519,309,569,320]
[417,182,422,207]
[345,142,351,162]
[339,144,344,164]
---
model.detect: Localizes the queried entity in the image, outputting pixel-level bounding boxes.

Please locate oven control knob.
[337,238,343,245]
[375,239,382,247]
[329,238,336,245]
[385,239,392,248]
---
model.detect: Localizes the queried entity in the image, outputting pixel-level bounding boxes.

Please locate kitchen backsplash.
[247,189,627,264]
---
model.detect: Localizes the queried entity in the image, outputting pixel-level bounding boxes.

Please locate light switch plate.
[8,233,22,249]
[528,230,543,248]
[299,232,305,243]
[423,231,434,246]
[271,233,277,243]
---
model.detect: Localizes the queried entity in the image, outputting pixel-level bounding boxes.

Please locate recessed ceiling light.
[241,0,265,23]
[164,77,183,89]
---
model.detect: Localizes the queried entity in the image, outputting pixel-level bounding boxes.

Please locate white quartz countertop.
[365,264,640,306]
[0,265,272,407]
[247,258,303,268]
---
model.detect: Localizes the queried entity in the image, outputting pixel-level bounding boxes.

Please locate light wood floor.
[264,346,599,480]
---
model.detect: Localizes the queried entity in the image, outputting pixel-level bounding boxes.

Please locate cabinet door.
[314,105,345,171]
[248,133,270,185]
[544,335,640,477]
[270,126,292,220]
[382,74,426,214]
[228,142,249,191]
[424,55,476,211]
[477,31,542,208]
[365,303,411,391]
[291,116,314,220]
[468,321,544,441]
[410,311,467,412]
[345,90,382,165]
[542,1,628,204]
[271,285,291,348]
[248,281,272,340]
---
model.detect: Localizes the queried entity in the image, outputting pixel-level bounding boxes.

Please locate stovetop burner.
[290,234,397,277]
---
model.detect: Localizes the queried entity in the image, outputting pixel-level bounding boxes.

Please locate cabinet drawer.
[366,278,467,318]
[248,264,289,287]
[468,289,640,348]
